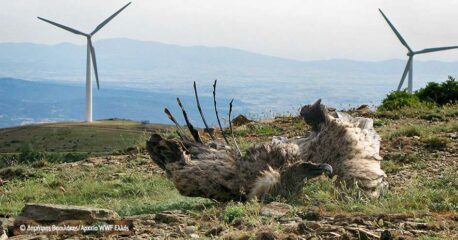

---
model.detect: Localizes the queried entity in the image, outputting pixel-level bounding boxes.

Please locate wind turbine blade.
[37,17,87,36]
[378,9,412,52]
[88,38,100,90]
[397,57,412,91]
[415,46,458,54]
[91,2,131,35]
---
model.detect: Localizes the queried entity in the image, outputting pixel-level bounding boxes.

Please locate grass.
[0,120,167,153]
[381,121,458,140]
[222,202,246,223]
[423,136,450,150]
[299,171,457,214]
[381,160,403,174]
[0,160,212,216]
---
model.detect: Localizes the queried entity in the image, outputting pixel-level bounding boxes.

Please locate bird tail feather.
[248,166,280,200]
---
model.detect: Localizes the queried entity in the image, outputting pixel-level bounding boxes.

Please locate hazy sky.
[2,0,458,61]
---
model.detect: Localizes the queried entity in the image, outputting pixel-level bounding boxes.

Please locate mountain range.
[1,38,458,127]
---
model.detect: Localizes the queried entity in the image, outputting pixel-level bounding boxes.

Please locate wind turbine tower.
[38,2,131,122]
[379,9,458,93]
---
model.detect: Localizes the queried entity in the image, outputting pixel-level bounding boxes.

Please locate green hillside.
[0,120,169,153]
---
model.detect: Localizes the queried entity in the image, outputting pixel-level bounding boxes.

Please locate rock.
[297,221,321,233]
[231,219,244,229]
[327,107,337,112]
[0,230,7,240]
[81,163,95,168]
[185,226,196,234]
[86,157,105,165]
[232,115,252,126]
[0,218,14,235]
[17,203,119,222]
[380,230,393,240]
[447,133,457,139]
[356,104,371,112]
[125,146,140,155]
[260,202,292,218]
[154,211,186,224]
[189,233,200,238]
[8,235,49,240]
[298,211,321,221]
[0,179,8,186]
[222,232,251,240]
[278,217,301,224]
[205,225,224,237]
[297,222,309,234]
[340,233,351,240]
[124,214,155,220]
[283,234,298,240]
[255,228,277,240]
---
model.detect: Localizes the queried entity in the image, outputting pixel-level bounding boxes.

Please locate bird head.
[300,99,329,131]
[297,162,333,178]
[278,162,333,197]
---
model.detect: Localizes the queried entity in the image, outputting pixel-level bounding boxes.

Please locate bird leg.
[229,99,242,156]
[176,97,202,143]
[164,108,189,141]
[193,81,216,141]
[213,80,230,145]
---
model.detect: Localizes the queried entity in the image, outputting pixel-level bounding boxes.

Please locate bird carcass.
[146,81,387,201]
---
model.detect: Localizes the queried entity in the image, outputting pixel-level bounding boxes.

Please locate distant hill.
[1,38,458,121]
[0,78,238,128]
[2,38,458,80]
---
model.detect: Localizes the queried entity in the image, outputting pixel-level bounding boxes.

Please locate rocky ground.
[0,105,457,239]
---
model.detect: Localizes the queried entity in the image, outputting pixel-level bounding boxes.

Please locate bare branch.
[229,99,242,156]
[193,81,216,140]
[213,80,230,144]
[164,108,189,140]
[177,97,202,143]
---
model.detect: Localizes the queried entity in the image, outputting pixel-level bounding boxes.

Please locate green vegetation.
[379,76,458,111]
[379,90,421,111]
[0,158,211,216]
[300,170,457,214]
[416,76,458,105]
[0,120,166,153]
[423,136,450,150]
[222,203,245,223]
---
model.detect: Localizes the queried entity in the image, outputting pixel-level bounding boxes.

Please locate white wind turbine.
[38,2,131,122]
[379,9,458,93]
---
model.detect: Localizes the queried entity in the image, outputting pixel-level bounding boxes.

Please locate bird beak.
[301,162,333,178]
[318,163,333,177]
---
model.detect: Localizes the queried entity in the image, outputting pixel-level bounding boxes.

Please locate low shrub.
[379,76,458,111]
[379,90,420,111]
[0,166,36,180]
[222,203,245,223]
[423,136,449,150]
[416,76,458,105]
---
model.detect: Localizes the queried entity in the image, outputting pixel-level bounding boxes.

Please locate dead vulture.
[146,81,387,202]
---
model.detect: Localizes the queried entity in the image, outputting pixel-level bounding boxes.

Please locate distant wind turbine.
[38,2,131,122]
[379,9,458,93]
